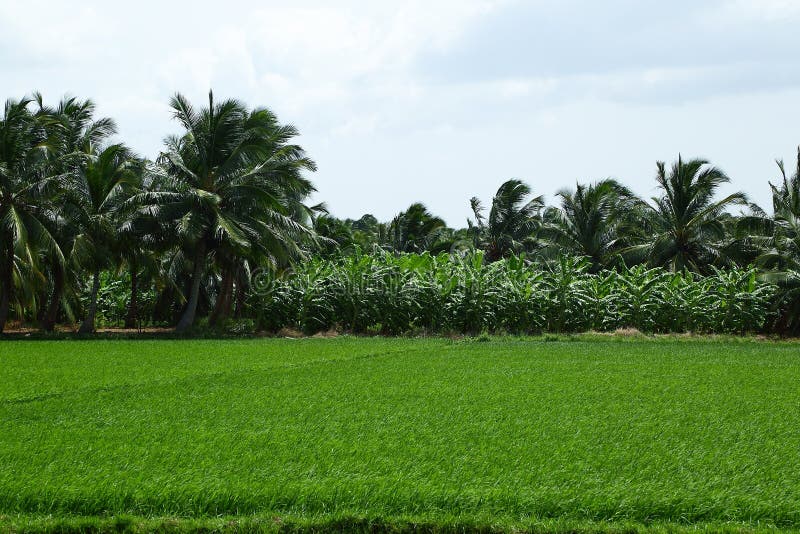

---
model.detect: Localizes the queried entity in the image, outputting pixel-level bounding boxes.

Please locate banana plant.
[245,252,780,337]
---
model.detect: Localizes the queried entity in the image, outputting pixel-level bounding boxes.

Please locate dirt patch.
[277,327,306,338]
[613,327,645,337]
[312,329,340,338]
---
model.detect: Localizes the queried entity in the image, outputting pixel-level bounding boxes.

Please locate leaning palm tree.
[152,91,317,332]
[543,179,643,272]
[64,143,142,333]
[630,156,747,273]
[0,97,62,333]
[470,179,544,262]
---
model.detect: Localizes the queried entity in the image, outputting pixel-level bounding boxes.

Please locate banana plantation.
[250,253,776,336]
[2,92,800,335]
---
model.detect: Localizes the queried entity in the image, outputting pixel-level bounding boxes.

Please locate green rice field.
[1,337,799,532]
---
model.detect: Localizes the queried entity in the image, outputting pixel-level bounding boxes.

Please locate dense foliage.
[248,252,777,335]
[2,90,800,335]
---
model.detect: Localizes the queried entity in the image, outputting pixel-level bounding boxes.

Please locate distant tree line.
[1,91,799,334]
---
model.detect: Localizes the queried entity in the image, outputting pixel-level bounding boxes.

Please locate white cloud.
[722,0,800,21]
[1,0,799,224]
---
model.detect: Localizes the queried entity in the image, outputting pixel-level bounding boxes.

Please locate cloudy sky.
[2,0,800,225]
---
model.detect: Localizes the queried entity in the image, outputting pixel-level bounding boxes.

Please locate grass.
[1,337,799,532]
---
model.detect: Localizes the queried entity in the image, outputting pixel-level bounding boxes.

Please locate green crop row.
[246,252,779,336]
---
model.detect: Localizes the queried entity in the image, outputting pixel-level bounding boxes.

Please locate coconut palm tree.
[632,156,747,273]
[386,203,446,253]
[35,95,118,331]
[313,214,357,256]
[754,150,800,271]
[154,91,317,332]
[543,179,643,272]
[470,179,544,262]
[64,143,142,333]
[0,97,62,333]
[742,148,800,333]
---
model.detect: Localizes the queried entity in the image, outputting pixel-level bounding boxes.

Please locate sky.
[2,0,800,226]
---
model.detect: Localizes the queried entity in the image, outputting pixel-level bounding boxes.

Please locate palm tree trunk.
[41,265,64,332]
[223,278,235,319]
[176,243,207,333]
[36,286,48,323]
[125,260,139,329]
[209,268,234,327]
[234,268,247,319]
[78,270,101,334]
[0,289,8,333]
[0,238,12,334]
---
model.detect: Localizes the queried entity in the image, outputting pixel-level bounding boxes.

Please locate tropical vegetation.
[247,252,775,336]
[2,91,800,334]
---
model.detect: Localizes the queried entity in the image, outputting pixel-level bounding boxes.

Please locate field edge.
[0,514,795,534]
